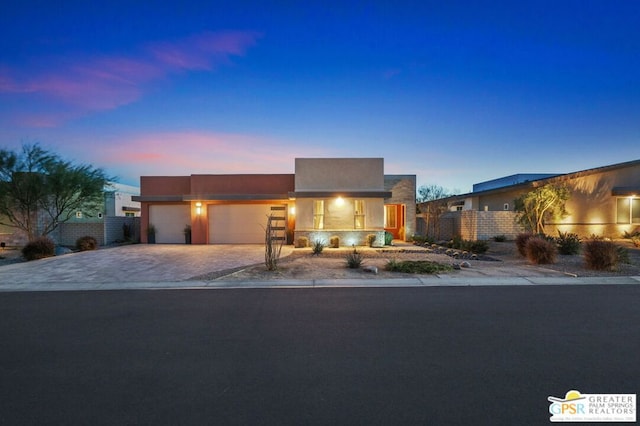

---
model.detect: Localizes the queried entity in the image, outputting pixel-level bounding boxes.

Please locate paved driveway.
[0,244,293,284]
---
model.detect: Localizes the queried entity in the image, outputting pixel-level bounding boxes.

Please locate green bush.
[22,236,56,261]
[555,231,581,255]
[384,231,393,245]
[329,236,340,248]
[294,236,309,248]
[583,240,621,271]
[76,235,98,251]
[493,235,507,242]
[464,240,489,254]
[385,259,453,274]
[515,233,535,257]
[345,248,364,268]
[411,235,433,245]
[312,239,325,255]
[366,234,377,247]
[525,236,557,264]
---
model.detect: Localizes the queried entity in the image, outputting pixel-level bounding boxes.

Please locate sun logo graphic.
[548,390,636,422]
[548,390,586,417]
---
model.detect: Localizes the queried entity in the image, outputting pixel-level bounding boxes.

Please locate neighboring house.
[133,158,416,245]
[418,159,640,240]
[55,182,141,246]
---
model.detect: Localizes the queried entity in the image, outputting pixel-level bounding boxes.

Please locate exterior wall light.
[196,202,202,215]
[289,207,296,215]
[335,196,345,207]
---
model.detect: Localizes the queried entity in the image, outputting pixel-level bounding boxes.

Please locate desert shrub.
[366,234,377,247]
[295,236,309,248]
[463,240,489,254]
[411,235,432,245]
[385,259,453,274]
[525,236,557,264]
[448,235,463,249]
[384,231,393,245]
[556,231,581,255]
[76,236,98,251]
[493,235,507,242]
[312,239,325,255]
[583,240,621,271]
[22,236,56,261]
[345,248,364,268]
[631,236,640,248]
[515,233,535,257]
[329,236,340,248]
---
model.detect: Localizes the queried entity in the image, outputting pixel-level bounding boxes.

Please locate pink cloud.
[0,30,261,124]
[148,30,261,71]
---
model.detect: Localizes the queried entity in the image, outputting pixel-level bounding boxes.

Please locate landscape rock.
[363,265,378,274]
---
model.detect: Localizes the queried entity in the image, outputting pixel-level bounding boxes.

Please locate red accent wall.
[141,176,191,196]
[190,174,294,194]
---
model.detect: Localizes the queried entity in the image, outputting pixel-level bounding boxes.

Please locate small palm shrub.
[76,236,98,251]
[312,239,325,255]
[22,236,56,261]
[556,231,581,255]
[295,236,309,248]
[345,248,364,268]
[515,233,535,257]
[583,240,621,271]
[525,236,557,264]
[329,236,340,248]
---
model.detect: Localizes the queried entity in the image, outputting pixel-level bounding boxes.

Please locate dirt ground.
[200,240,640,281]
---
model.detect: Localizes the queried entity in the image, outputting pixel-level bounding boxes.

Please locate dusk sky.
[1,1,638,193]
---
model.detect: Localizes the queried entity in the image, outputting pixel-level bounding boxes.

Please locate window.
[313,200,324,229]
[503,203,510,211]
[384,205,397,228]
[125,212,135,217]
[354,200,365,229]
[617,197,640,224]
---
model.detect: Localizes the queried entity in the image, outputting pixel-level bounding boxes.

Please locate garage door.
[209,204,285,243]
[149,205,191,244]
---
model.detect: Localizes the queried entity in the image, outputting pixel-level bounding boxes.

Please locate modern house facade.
[418,159,640,240]
[134,158,416,245]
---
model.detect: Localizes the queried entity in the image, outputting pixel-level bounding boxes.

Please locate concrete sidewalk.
[2,275,640,292]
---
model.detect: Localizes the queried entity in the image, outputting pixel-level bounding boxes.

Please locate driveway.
[0,244,293,284]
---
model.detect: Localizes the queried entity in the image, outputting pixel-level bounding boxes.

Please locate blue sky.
[1,1,638,193]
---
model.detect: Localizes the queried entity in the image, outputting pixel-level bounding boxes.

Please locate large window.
[313,200,324,229]
[384,205,397,228]
[354,200,365,229]
[617,197,640,224]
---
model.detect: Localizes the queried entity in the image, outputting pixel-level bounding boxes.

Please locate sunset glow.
[1,2,638,191]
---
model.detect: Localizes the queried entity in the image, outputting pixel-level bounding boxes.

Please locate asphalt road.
[1,286,638,425]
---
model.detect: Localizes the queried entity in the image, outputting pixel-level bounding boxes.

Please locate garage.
[209,204,285,244]
[149,205,191,244]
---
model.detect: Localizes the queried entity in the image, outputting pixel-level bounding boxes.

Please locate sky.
[1,1,638,194]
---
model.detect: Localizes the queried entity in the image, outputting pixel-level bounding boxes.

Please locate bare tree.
[417,184,456,239]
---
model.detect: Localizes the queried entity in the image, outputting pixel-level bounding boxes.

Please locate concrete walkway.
[1,244,639,292]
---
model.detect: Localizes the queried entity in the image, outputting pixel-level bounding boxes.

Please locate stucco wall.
[295,158,384,190]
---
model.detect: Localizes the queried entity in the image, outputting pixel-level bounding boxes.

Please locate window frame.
[313,200,324,229]
[354,199,365,229]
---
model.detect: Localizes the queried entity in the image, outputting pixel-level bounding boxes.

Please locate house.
[56,182,141,246]
[418,159,640,240]
[1,182,141,246]
[133,158,416,245]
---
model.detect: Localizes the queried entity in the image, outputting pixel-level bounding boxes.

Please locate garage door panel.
[149,205,191,244]
[209,204,283,244]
